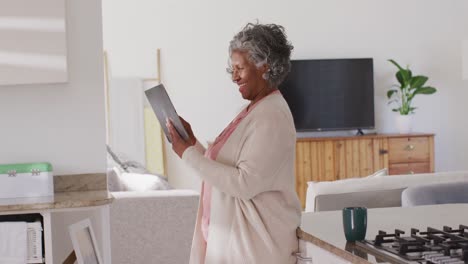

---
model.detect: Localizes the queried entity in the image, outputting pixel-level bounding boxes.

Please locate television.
[280,58,374,132]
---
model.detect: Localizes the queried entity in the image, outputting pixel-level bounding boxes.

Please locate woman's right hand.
[179,116,197,146]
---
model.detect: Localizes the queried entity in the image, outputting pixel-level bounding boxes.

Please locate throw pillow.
[106,144,171,191]
[368,168,389,178]
[107,167,125,192]
[119,172,171,191]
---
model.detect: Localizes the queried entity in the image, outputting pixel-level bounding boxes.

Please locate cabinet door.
[295,141,310,208]
[296,140,335,208]
[372,138,389,173]
[295,138,389,209]
[336,138,388,179]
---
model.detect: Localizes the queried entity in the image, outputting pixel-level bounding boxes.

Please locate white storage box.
[0,221,43,263]
[27,221,44,263]
[0,163,54,199]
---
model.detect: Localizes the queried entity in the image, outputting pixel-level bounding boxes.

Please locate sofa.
[305,171,468,212]
[106,146,199,264]
[110,189,199,264]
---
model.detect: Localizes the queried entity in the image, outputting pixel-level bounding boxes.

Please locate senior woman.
[167,22,301,264]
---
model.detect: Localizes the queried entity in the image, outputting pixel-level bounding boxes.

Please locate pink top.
[200,90,280,242]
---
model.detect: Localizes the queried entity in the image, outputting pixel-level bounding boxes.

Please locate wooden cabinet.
[295,134,434,209]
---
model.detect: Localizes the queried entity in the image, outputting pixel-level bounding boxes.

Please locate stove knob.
[424,253,443,260]
[431,256,451,263]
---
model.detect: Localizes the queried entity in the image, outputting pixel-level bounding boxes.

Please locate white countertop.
[299,204,468,263]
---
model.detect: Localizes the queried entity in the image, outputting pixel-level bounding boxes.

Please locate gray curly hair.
[228,22,294,88]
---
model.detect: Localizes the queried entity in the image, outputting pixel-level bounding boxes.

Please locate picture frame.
[68,218,102,264]
[0,0,68,86]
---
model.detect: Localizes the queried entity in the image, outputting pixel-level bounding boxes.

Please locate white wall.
[0,0,106,174]
[0,0,107,262]
[102,0,468,191]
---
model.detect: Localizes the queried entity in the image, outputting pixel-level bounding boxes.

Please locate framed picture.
[0,0,68,86]
[68,219,102,264]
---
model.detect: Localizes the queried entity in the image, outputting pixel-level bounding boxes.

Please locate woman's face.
[230,51,268,100]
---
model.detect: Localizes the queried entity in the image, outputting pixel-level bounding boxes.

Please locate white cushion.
[119,172,171,191]
[107,145,171,192]
[305,171,468,212]
[107,167,126,192]
[368,168,388,177]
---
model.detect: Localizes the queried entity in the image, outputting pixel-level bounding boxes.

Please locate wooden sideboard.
[295,133,434,208]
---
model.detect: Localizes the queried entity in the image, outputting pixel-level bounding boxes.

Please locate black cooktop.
[356,225,468,264]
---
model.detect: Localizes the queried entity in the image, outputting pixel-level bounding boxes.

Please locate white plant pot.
[396,115,412,134]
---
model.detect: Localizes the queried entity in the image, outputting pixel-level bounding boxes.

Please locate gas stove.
[356,225,468,264]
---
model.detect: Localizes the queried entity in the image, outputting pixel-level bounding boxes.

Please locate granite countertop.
[0,173,113,213]
[0,190,113,213]
[297,227,373,264]
[299,204,468,264]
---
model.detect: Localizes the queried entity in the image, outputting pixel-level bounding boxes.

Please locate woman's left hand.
[166,119,193,158]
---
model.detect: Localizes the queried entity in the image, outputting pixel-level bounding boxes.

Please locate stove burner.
[357,225,468,264]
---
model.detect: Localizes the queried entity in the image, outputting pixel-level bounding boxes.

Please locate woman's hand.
[179,116,197,146]
[166,117,196,158]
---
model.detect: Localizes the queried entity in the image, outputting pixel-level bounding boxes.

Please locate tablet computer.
[144,84,189,143]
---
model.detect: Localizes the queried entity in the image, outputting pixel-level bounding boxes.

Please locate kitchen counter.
[0,174,113,263]
[0,190,113,213]
[0,173,112,213]
[299,204,468,263]
[0,190,114,264]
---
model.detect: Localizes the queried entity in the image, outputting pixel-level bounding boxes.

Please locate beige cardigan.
[183,92,301,264]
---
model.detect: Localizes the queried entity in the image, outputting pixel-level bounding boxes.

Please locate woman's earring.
[262,73,268,80]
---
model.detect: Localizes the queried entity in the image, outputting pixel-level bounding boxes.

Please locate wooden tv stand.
[295,133,435,209]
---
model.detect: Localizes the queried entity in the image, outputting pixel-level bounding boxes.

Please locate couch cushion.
[306,171,468,212]
[315,188,405,212]
[402,181,468,207]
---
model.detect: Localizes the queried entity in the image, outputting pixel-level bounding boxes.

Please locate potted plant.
[387,59,437,133]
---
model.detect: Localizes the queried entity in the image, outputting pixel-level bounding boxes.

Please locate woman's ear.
[257,63,269,78]
[259,63,270,80]
[260,63,269,75]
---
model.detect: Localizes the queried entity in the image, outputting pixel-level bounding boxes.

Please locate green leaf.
[387,89,398,99]
[408,86,437,101]
[392,109,399,112]
[417,86,437,94]
[396,71,405,87]
[414,86,437,95]
[389,59,405,72]
[389,60,411,83]
[401,69,411,84]
[410,76,428,89]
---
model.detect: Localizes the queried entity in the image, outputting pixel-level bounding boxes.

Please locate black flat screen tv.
[280,58,374,131]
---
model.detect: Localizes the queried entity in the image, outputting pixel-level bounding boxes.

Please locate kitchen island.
[298,204,468,263]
